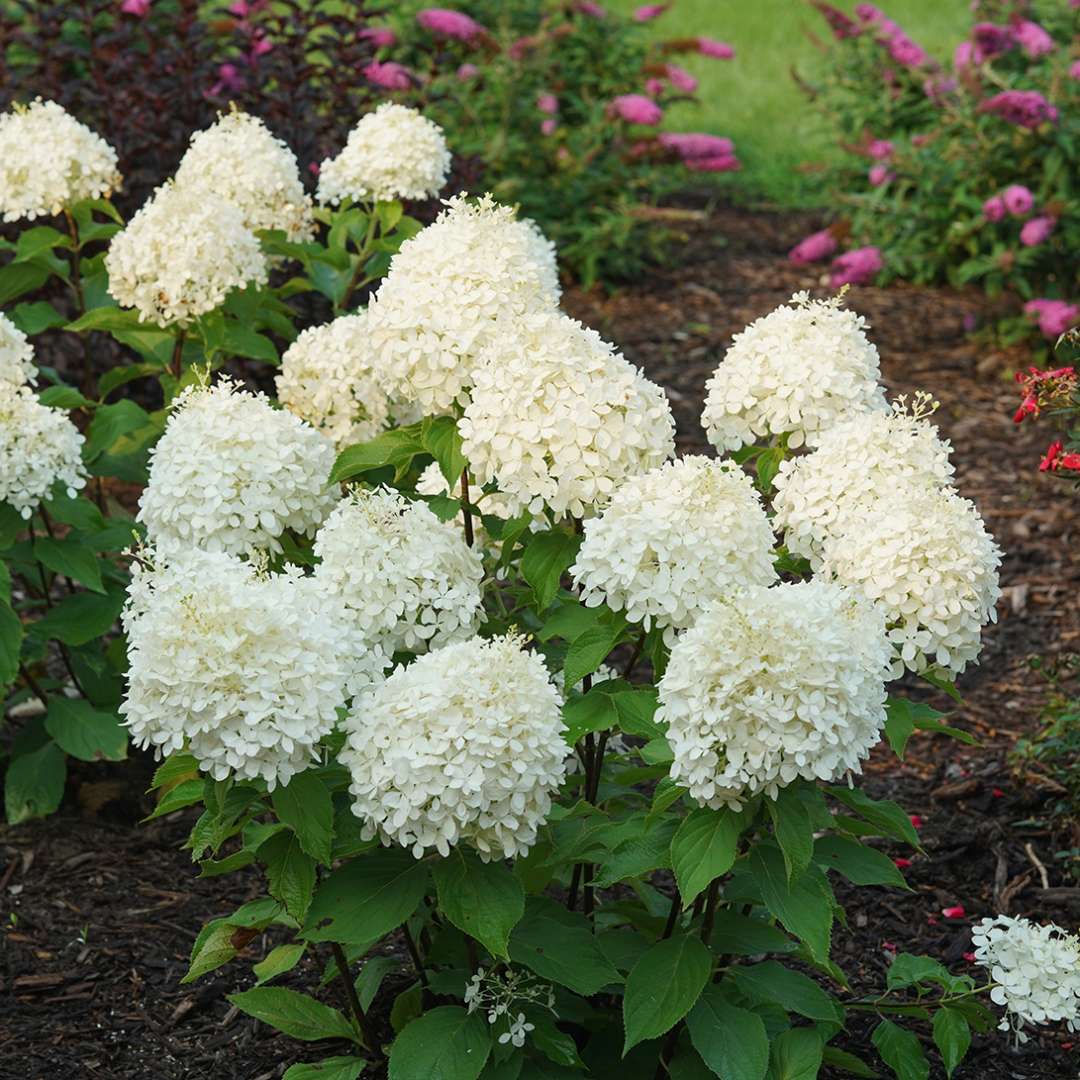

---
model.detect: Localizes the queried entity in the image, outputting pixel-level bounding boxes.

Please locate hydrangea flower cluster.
[572,456,776,641]
[174,110,315,242]
[0,313,36,386]
[464,967,554,1051]
[313,487,484,655]
[367,195,562,415]
[0,381,87,518]
[138,379,337,557]
[701,292,887,451]
[275,312,396,448]
[105,183,268,326]
[341,633,567,859]
[316,102,450,205]
[657,580,892,809]
[0,99,121,222]
[971,916,1080,1042]
[459,311,675,519]
[121,550,384,789]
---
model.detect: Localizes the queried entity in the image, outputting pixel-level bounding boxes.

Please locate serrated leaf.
[260,829,317,922]
[44,698,127,761]
[421,415,467,488]
[748,844,834,962]
[282,1056,366,1080]
[432,848,525,960]
[4,740,66,823]
[561,691,617,746]
[229,987,358,1043]
[33,535,104,592]
[768,1027,823,1080]
[729,962,842,1023]
[829,787,920,848]
[0,598,22,689]
[522,530,581,612]
[31,588,124,645]
[388,1006,491,1080]
[330,426,423,484]
[272,771,333,866]
[254,942,307,986]
[814,835,908,888]
[822,1047,879,1078]
[670,805,745,905]
[183,921,238,983]
[561,623,620,697]
[871,1021,929,1080]
[687,986,769,1080]
[932,1007,970,1078]
[767,784,814,883]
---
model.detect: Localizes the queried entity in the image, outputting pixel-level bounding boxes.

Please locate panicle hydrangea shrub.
[0,312,37,387]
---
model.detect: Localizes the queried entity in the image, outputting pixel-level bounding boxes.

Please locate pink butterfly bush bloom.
[363,61,412,90]
[1013,19,1054,59]
[982,195,1006,222]
[1002,184,1033,217]
[788,229,837,264]
[537,93,559,115]
[120,0,151,14]
[457,63,479,80]
[541,119,557,136]
[868,163,892,186]
[665,65,699,93]
[644,78,666,97]
[954,41,978,69]
[1071,60,1080,81]
[1025,299,1079,338]
[697,38,735,60]
[829,246,883,288]
[610,94,663,126]
[1020,216,1056,247]
[634,4,667,21]
[416,8,486,42]
[209,62,245,96]
[868,139,893,160]
[971,22,1013,59]
[658,133,739,172]
[979,90,1058,128]
[686,154,740,173]
[577,1,607,16]
[888,34,927,68]
[814,2,861,40]
[924,76,957,103]
[855,4,886,22]
[359,27,397,48]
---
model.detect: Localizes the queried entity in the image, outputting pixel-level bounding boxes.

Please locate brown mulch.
[1,206,1079,1079]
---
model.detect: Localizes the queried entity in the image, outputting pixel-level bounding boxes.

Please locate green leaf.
[44,698,127,761]
[390,983,423,1034]
[0,503,26,547]
[254,942,307,986]
[593,817,677,887]
[356,955,398,1011]
[32,589,124,645]
[14,226,70,263]
[932,1008,970,1078]
[10,300,66,335]
[303,848,429,945]
[37,385,93,410]
[144,778,205,820]
[432,849,525,960]
[45,492,105,532]
[509,897,622,996]
[768,1027,823,1080]
[871,1021,929,1080]
[814,836,907,888]
[561,623,621,696]
[66,305,141,334]
[184,920,239,983]
[537,601,600,644]
[767,785,814,883]
[687,986,769,1080]
[611,687,661,739]
[884,698,973,759]
[528,1011,583,1069]
[885,954,953,993]
[729,962,842,1023]
[220,321,277,363]
[0,263,49,306]
[822,1047,879,1078]
[828,787,920,848]
[4,741,66,823]
[283,1057,366,1080]
[83,400,151,461]
[98,363,162,398]
[622,934,712,1054]
[522,531,581,612]
[708,912,796,956]
[272,771,334,866]
[670,806,744,905]
[33,536,104,593]
[330,427,426,484]
[389,1006,491,1080]
[0,598,23,689]
[748,844,834,963]
[561,691,617,746]
[229,987,358,1044]
[421,415,466,489]
[260,829,317,922]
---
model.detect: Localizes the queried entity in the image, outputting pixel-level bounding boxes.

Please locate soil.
[2,205,1078,1079]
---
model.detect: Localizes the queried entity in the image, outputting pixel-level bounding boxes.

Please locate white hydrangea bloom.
[174,110,314,242]
[366,195,562,415]
[314,486,484,654]
[105,182,268,327]
[773,397,955,561]
[317,102,450,205]
[521,217,561,302]
[276,312,397,449]
[572,456,776,641]
[0,99,121,222]
[818,487,1001,676]
[0,382,86,517]
[656,580,892,809]
[701,292,888,451]
[138,379,337,557]
[341,633,567,859]
[460,311,675,519]
[0,313,36,386]
[121,550,385,789]
[971,916,1080,1042]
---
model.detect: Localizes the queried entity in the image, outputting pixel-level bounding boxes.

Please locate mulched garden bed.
[1,205,1077,1079]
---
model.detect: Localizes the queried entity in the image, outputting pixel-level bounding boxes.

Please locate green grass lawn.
[609,0,971,205]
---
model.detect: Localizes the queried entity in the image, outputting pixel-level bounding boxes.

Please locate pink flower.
[1013,19,1054,59]
[983,195,1006,222]
[120,0,151,14]
[909,814,924,829]
[697,38,735,60]
[942,905,966,919]
[1002,184,1034,216]
[855,3,885,22]
[456,63,479,81]
[1070,60,1080,81]
[685,154,740,173]
[634,3,668,20]
[893,857,913,869]
[924,75,957,103]
[888,34,927,68]
[1025,299,1079,338]
[972,22,1013,59]
[541,118,557,136]
[577,1,607,16]
[537,93,559,115]
[1020,215,1056,247]
[813,2,862,40]
[788,229,837,265]
[829,246,883,288]
[363,60,412,90]
[868,139,893,160]
[610,94,664,125]
[665,64,699,93]
[954,41,979,69]
[209,62,244,96]
[416,8,486,42]
[249,33,273,58]
[644,78,666,97]
[359,26,397,48]
[963,951,976,963]
[508,35,538,60]
[980,90,1058,128]
[658,132,734,161]
[882,940,898,953]
[868,163,892,186]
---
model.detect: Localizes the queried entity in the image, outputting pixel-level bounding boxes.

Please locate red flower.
[1040,441,1064,471]
[942,905,966,919]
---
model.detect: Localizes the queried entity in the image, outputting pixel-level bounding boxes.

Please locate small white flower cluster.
[341,633,567,859]
[174,110,315,242]
[276,312,397,448]
[121,550,385,788]
[459,311,675,519]
[0,99,121,222]
[773,397,955,562]
[367,194,562,415]
[317,102,450,205]
[657,580,892,809]
[701,292,887,451]
[313,487,484,655]
[0,313,36,387]
[138,379,337,557]
[972,915,1080,1042]
[105,182,268,326]
[572,456,776,641]
[464,967,554,1050]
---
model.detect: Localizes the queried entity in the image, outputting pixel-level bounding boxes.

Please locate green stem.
[63,210,94,398]
[19,663,49,709]
[170,330,186,382]
[401,922,430,989]
[699,877,721,945]
[460,467,475,548]
[329,942,381,1057]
